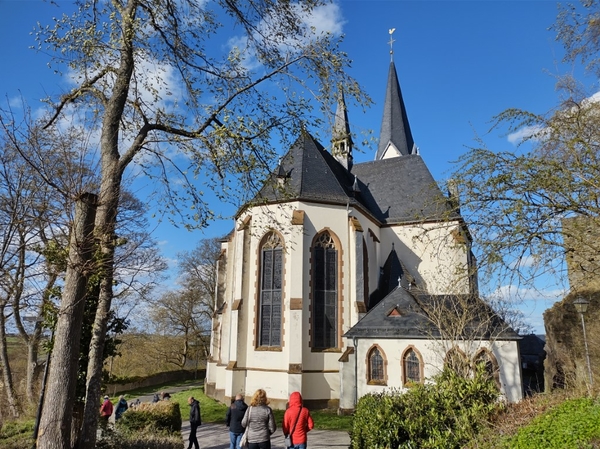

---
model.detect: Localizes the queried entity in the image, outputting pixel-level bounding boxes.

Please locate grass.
[112,380,353,431]
[0,379,351,448]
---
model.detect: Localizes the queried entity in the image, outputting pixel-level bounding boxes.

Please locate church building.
[205,56,523,411]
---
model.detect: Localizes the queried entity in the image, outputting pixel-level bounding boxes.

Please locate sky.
[0,0,594,334]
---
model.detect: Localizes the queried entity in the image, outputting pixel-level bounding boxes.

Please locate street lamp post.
[573,297,593,393]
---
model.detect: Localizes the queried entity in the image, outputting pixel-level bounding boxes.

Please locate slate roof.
[251,132,457,225]
[376,61,415,159]
[246,57,460,227]
[352,155,459,224]
[345,287,521,341]
[254,131,366,208]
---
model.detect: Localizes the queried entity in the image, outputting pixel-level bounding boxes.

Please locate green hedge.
[351,366,503,449]
[505,397,600,449]
[117,400,182,434]
[96,429,182,449]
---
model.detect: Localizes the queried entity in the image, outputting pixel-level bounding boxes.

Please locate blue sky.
[0,0,592,333]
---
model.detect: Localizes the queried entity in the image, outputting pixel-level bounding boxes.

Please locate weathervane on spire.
[388,28,396,62]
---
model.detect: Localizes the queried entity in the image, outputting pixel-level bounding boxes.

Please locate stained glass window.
[403,348,421,384]
[369,347,384,382]
[313,232,337,349]
[259,232,283,347]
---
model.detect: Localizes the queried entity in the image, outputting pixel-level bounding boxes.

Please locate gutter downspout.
[353,336,358,407]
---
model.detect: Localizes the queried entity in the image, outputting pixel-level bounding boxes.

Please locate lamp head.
[574,296,590,314]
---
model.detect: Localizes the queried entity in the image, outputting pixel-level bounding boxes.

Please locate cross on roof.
[388,28,396,61]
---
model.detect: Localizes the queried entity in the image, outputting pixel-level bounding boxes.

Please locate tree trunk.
[36,193,97,449]
[78,166,122,449]
[0,305,19,417]
[26,326,42,403]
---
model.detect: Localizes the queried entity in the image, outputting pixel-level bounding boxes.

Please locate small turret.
[332,89,353,171]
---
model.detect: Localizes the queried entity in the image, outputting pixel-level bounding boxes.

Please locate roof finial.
[388,28,396,62]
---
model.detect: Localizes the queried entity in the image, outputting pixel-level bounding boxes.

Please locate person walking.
[187,396,202,449]
[114,395,128,420]
[241,389,276,449]
[282,392,314,449]
[226,393,248,449]
[99,395,113,430]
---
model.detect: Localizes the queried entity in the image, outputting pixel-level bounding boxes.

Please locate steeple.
[375,58,416,160]
[332,89,353,170]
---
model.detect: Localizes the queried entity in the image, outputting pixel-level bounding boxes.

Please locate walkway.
[126,384,350,448]
[181,422,351,449]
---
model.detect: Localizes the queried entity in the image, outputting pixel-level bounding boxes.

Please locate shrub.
[118,400,182,434]
[96,428,182,449]
[505,397,600,449]
[351,366,503,449]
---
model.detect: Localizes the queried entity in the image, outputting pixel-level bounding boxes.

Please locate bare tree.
[150,290,203,368]
[177,238,222,324]
[19,2,368,447]
[0,136,71,415]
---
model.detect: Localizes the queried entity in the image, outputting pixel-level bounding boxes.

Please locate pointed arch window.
[312,232,338,349]
[367,345,387,385]
[259,232,283,347]
[474,349,500,389]
[445,347,470,377]
[402,347,423,385]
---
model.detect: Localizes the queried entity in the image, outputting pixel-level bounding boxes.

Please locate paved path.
[126,384,350,448]
[181,422,351,449]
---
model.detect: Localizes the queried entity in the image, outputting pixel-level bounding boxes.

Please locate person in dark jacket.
[114,395,128,420]
[226,394,248,449]
[282,392,314,449]
[187,396,201,449]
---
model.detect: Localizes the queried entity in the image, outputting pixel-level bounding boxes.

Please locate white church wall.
[351,337,523,403]
[244,370,291,403]
[492,340,523,402]
[380,221,471,295]
[302,372,341,400]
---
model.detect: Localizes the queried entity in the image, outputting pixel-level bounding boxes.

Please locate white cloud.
[297,2,345,37]
[490,284,565,303]
[507,125,545,145]
[508,90,600,145]
[487,284,566,333]
[226,1,345,70]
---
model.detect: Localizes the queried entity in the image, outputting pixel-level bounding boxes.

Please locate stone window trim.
[473,348,501,389]
[401,345,424,386]
[254,230,286,349]
[444,346,470,377]
[308,228,344,351]
[366,344,388,386]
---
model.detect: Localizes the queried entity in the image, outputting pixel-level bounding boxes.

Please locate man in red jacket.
[99,395,113,430]
[282,392,314,449]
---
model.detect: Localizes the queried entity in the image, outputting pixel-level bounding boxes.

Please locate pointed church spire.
[375,32,416,160]
[332,89,353,171]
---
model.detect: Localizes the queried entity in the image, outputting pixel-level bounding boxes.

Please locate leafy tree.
[0,117,166,432]
[449,2,600,296]
[20,1,367,447]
